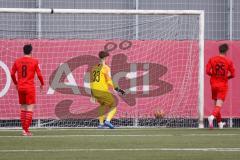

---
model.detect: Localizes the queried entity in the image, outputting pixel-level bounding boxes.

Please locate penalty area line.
[0,148,240,152]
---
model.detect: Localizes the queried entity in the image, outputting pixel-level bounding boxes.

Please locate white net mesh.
[0,11,201,128]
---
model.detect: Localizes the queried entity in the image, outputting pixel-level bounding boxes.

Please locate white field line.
[3,128,240,131]
[182,134,240,136]
[0,128,240,133]
[0,134,173,138]
[0,148,240,152]
[0,134,239,138]
[0,128,172,131]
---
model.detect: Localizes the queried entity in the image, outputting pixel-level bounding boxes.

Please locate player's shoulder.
[92,64,101,70]
[210,55,220,60]
[14,57,21,63]
[210,55,231,62]
[17,57,38,63]
[103,64,110,70]
[28,57,39,66]
[218,56,233,64]
[30,57,38,63]
[225,57,233,65]
[102,65,111,72]
[14,56,25,64]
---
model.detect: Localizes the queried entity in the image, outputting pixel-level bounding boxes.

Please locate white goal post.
[0,8,204,128]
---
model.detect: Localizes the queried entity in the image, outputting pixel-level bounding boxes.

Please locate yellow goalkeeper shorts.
[92,90,115,107]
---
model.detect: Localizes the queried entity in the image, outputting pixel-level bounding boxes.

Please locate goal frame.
[0,8,205,128]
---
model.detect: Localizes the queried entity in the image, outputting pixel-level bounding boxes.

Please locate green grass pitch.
[0,128,240,160]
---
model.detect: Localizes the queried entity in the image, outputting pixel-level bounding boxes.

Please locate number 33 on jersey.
[90,64,116,92]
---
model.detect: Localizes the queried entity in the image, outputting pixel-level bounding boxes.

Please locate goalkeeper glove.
[115,87,126,95]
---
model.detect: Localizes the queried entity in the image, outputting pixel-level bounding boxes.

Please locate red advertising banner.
[0,40,239,119]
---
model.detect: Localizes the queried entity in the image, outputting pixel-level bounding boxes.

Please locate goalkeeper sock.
[25,111,33,132]
[20,110,26,131]
[98,105,105,125]
[106,107,117,122]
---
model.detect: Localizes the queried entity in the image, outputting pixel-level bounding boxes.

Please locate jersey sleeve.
[11,61,18,85]
[228,60,235,79]
[206,58,212,76]
[35,60,44,85]
[103,66,117,89]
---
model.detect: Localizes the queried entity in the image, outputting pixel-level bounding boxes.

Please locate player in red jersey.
[11,44,44,136]
[206,43,235,129]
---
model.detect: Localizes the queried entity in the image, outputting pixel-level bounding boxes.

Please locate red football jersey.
[11,56,44,89]
[206,55,235,87]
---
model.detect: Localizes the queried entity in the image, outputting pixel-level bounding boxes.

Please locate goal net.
[0,8,204,128]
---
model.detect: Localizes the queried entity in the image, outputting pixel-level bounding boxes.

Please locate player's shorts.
[211,85,228,101]
[92,90,115,107]
[18,88,36,105]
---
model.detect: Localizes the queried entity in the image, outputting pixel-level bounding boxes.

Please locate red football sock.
[212,106,221,123]
[216,108,222,123]
[212,106,220,117]
[20,110,26,131]
[25,111,33,132]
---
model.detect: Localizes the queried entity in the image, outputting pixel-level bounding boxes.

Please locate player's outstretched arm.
[104,66,118,89]
[104,66,125,95]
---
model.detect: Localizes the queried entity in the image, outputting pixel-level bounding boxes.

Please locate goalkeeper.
[90,51,125,129]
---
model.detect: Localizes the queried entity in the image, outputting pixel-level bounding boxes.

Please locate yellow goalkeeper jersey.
[90,64,116,92]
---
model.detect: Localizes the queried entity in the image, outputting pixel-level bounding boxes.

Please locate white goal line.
[0,148,239,152]
[0,134,239,138]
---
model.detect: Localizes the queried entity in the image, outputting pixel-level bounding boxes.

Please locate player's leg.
[92,90,106,128]
[213,99,226,129]
[105,106,116,129]
[208,99,225,129]
[98,103,105,128]
[24,89,36,135]
[208,86,218,129]
[215,99,223,122]
[104,93,116,129]
[213,99,223,118]
[20,105,28,135]
[208,86,226,129]
[24,104,34,135]
[18,89,28,135]
[106,102,116,124]
[216,87,227,129]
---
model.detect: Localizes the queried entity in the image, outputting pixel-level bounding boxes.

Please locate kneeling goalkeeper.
[90,51,125,129]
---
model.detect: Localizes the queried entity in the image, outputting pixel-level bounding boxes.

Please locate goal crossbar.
[0,8,204,15]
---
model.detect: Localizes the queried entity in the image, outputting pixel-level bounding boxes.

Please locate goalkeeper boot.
[208,115,214,129]
[104,121,114,129]
[218,122,226,129]
[97,124,105,129]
